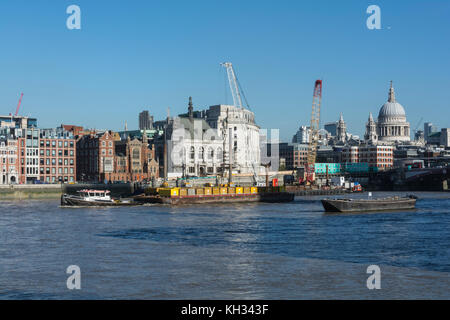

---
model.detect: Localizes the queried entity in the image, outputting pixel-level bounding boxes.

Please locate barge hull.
[321,198,416,213]
[135,192,294,205]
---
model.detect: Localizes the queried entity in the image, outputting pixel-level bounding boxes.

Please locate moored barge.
[321,195,417,213]
[133,186,294,205]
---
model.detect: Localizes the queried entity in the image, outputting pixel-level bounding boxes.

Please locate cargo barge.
[133,186,295,205]
[321,195,417,213]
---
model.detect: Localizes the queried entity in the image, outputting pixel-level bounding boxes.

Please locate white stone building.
[365,82,411,144]
[166,98,261,178]
[292,125,310,144]
[0,138,18,184]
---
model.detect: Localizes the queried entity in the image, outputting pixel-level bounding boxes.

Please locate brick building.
[293,144,308,168]
[341,145,393,170]
[76,130,159,183]
[39,128,76,183]
[109,134,159,182]
[76,131,115,182]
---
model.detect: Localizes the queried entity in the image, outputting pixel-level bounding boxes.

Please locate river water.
[0,192,449,299]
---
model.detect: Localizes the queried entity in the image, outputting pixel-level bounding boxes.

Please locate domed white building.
[377,82,410,142]
[365,82,411,144]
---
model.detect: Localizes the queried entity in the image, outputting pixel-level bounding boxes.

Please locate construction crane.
[15,93,24,116]
[305,80,323,184]
[413,117,424,136]
[220,62,250,109]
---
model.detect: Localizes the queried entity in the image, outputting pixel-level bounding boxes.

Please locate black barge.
[321,195,417,213]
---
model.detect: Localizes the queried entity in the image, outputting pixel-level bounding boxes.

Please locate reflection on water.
[0,192,449,299]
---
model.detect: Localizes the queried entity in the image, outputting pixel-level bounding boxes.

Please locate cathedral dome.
[377,82,407,123]
[376,81,411,143]
[378,101,406,118]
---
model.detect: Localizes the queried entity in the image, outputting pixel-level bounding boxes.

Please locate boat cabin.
[78,189,112,202]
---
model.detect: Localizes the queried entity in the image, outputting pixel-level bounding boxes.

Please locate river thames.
[0,192,449,299]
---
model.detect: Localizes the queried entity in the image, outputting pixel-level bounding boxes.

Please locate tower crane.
[413,117,424,136]
[306,80,323,184]
[15,93,24,116]
[220,62,250,109]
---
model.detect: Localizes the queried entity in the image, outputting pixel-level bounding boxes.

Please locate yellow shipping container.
[196,188,204,195]
[180,188,188,196]
[158,188,171,196]
[236,187,243,194]
[244,187,251,194]
[213,187,220,195]
[204,187,212,195]
[220,187,228,195]
[251,187,258,194]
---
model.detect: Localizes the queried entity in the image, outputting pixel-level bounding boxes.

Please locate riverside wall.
[0,185,63,200]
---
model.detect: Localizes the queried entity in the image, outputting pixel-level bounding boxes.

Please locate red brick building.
[293,144,309,168]
[341,145,393,170]
[109,135,159,182]
[76,131,115,183]
[76,131,159,183]
[39,129,77,183]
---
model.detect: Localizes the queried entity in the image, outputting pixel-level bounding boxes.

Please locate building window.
[208,148,214,160]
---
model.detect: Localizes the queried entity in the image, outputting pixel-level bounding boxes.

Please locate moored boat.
[133,186,295,205]
[61,189,141,207]
[321,195,417,213]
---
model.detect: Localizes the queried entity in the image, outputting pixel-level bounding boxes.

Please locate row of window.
[79,140,113,148]
[40,140,75,148]
[40,167,74,175]
[40,158,75,166]
[185,147,223,161]
[40,149,75,157]
[40,176,75,183]
[1,158,15,164]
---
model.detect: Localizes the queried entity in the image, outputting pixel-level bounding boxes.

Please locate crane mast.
[306,80,323,183]
[221,62,244,109]
[15,93,24,116]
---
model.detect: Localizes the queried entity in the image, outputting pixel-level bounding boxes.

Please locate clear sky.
[0,0,449,141]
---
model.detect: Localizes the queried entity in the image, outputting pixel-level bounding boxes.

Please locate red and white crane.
[15,93,24,116]
[306,80,323,184]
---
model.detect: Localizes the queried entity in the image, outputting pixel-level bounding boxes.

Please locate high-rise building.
[324,122,337,136]
[292,126,310,144]
[139,110,154,130]
[424,122,438,142]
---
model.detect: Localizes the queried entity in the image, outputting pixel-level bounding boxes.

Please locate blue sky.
[0,0,449,141]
